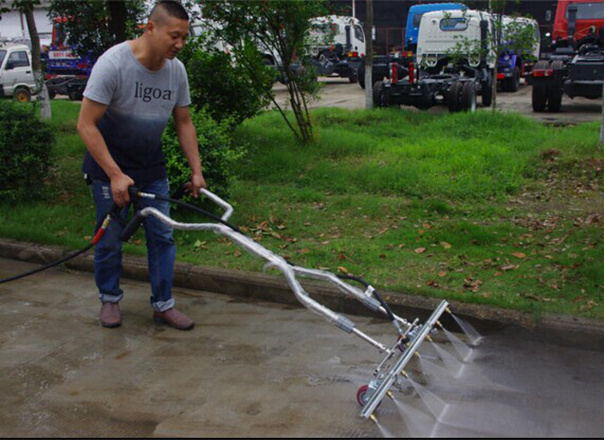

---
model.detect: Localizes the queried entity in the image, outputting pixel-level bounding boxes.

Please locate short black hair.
[149,1,189,24]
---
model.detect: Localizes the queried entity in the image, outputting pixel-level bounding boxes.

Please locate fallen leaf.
[414,247,427,254]
[482,292,491,298]
[440,241,452,249]
[337,266,349,274]
[297,248,311,254]
[500,264,518,271]
[426,280,440,288]
[423,223,432,230]
[398,244,406,249]
[379,254,387,259]
[234,250,242,258]
[494,271,502,277]
[438,271,447,277]
[270,232,282,239]
[321,241,330,245]
[512,252,526,259]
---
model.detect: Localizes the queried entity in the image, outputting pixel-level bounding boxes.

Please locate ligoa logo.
[134,82,173,103]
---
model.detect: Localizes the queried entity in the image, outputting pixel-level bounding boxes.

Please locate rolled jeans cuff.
[99,292,123,304]
[152,297,175,313]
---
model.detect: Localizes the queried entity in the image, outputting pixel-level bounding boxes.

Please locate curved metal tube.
[139,207,342,325]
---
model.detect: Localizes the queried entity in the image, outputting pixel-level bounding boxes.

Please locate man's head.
[146,1,190,60]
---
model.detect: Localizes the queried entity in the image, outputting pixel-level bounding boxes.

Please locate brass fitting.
[386,391,395,400]
[369,414,378,424]
[426,335,434,343]
[401,370,408,377]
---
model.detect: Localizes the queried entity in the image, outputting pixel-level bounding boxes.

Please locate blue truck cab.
[404,3,467,51]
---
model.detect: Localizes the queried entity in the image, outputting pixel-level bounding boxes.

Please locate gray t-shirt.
[82,41,191,184]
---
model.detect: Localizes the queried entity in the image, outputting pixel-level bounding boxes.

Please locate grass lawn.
[1,100,603,318]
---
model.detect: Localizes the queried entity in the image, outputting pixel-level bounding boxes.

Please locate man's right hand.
[111,173,135,207]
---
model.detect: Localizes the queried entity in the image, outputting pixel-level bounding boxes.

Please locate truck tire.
[348,69,358,83]
[447,81,462,112]
[531,61,550,111]
[373,81,386,107]
[358,63,365,88]
[460,81,477,112]
[509,66,521,92]
[13,87,31,103]
[481,73,493,107]
[547,60,563,112]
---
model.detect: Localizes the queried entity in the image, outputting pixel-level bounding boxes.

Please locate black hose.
[0,243,94,285]
[336,274,397,322]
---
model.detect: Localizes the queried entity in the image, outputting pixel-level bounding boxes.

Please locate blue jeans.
[92,179,176,312]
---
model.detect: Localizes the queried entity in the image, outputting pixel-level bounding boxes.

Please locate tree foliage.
[202,0,329,144]
[47,0,147,60]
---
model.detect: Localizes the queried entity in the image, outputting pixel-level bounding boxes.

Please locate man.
[77,0,205,330]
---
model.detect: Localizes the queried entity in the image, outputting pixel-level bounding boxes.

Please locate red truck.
[531,0,603,112]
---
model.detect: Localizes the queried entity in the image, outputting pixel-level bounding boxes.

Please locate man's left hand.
[189,173,207,198]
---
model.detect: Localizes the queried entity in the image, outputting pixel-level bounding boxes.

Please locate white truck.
[0,44,37,102]
[375,9,495,111]
[309,15,365,82]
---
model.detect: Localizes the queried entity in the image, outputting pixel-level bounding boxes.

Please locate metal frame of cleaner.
[132,188,451,422]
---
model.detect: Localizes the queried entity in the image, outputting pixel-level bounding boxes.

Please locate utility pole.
[364,0,373,109]
[352,0,355,18]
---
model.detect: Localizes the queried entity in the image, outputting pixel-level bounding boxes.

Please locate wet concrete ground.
[0,258,603,437]
[273,77,603,125]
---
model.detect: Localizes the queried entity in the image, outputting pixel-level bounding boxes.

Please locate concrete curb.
[0,239,603,347]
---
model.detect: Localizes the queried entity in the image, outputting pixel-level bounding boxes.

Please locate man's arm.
[173,106,206,198]
[77,98,134,206]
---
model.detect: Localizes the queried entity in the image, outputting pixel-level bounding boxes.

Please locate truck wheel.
[357,64,365,89]
[481,73,493,107]
[547,61,563,112]
[373,81,386,107]
[447,81,462,112]
[509,66,521,92]
[13,87,31,103]
[48,90,56,100]
[460,82,477,112]
[348,69,358,83]
[531,61,550,112]
[532,84,548,111]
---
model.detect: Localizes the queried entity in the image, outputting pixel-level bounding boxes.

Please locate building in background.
[0,1,53,47]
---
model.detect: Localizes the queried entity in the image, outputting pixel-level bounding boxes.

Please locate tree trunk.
[108,0,128,44]
[364,0,373,110]
[23,6,51,119]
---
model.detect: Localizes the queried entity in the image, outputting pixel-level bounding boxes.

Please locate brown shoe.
[100,302,121,328]
[153,308,194,330]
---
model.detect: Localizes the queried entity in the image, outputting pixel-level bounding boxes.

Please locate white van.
[0,44,37,102]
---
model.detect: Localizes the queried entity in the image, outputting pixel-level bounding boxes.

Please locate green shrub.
[0,101,54,201]
[162,106,245,199]
[179,36,272,125]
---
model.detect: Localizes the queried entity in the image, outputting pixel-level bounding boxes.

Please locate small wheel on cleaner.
[447,81,462,112]
[13,87,31,103]
[547,60,563,112]
[357,385,382,409]
[460,81,477,112]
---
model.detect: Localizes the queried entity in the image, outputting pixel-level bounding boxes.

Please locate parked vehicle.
[497,16,541,92]
[530,0,603,112]
[0,43,37,102]
[374,9,495,112]
[310,15,365,82]
[43,17,94,101]
[359,3,465,89]
[404,3,467,53]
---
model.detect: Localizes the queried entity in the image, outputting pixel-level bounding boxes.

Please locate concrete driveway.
[0,258,603,437]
